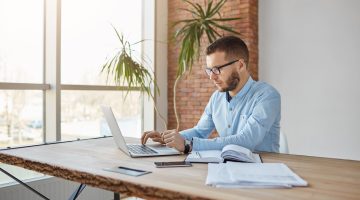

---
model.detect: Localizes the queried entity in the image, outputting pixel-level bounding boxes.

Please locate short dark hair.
[206,36,249,66]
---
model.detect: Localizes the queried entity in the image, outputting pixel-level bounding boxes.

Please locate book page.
[185,150,223,163]
[222,144,252,157]
[221,144,260,163]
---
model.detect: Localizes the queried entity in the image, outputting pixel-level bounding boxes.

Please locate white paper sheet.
[206,162,308,188]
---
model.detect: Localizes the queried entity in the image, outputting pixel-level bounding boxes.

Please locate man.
[141,36,281,153]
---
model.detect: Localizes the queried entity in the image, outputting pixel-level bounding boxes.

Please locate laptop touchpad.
[148,144,178,152]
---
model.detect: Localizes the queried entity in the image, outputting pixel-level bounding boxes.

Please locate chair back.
[279,131,289,153]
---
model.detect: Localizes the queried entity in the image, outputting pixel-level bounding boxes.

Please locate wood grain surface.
[0,137,359,200]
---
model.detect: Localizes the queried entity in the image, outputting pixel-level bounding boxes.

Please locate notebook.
[185,144,261,163]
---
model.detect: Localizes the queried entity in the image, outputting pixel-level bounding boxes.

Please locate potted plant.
[101,26,167,129]
[172,0,241,130]
[101,0,241,132]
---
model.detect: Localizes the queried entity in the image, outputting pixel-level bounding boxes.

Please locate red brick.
[168,0,258,130]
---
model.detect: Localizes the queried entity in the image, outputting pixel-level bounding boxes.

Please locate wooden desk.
[0,137,359,200]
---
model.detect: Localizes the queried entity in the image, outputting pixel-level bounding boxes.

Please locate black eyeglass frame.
[205,59,239,76]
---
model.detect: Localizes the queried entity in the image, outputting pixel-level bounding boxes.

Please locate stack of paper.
[206,162,308,188]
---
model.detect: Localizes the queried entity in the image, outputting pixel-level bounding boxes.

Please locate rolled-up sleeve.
[180,94,216,141]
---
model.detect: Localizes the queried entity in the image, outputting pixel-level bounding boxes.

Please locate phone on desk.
[154,161,192,168]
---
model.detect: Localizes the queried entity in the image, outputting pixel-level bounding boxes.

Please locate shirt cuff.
[192,137,206,151]
[192,137,223,151]
[179,129,194,141]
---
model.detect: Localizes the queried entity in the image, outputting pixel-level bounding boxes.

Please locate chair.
[279,131,289,154]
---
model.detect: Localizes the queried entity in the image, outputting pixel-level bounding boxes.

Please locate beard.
[218,71,240,92]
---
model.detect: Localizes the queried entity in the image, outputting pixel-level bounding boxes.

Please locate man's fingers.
[152,138,165,144]
[142,130,178,145]
[163,136,171,143]
[162,129,176,136]
[163,132,176,140]
[144,132,157,144]
[143,134,150,145]
[142,131,164,144]
[141,131,152,144]
[164,136,175,144]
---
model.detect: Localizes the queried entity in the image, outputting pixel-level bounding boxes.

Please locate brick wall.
[167,0,258,132]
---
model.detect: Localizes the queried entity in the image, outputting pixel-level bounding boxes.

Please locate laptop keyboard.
[127,144,158,155]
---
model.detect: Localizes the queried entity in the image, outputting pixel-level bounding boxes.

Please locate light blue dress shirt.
[180,77,281,153]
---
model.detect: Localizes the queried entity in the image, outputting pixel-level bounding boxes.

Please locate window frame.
[0,0,155,144]
[44,0,154,142]
[0,0,158,187]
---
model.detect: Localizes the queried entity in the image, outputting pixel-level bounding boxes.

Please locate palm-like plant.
[172,0,241,130]
[101,26,167,129]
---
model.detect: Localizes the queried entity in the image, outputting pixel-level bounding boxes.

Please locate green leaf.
[111,25,124,47]
[211,17,241,22]
[208,0,226,18]
[205,0,213,17]
[208,21,240,35]
[194,2,206,18]
[184,0,204,18]
[173,0,241,78]
[173,18,197,26]
[207,23,222,38]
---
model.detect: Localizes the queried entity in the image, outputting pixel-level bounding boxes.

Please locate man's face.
[206,51,241,92]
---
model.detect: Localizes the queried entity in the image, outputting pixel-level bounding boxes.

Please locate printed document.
[206,162,308,188]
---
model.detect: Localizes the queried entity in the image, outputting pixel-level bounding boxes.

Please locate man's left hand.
[162,129,185,152]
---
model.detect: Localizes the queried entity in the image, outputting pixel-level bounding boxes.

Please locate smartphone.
[154,161,192,168]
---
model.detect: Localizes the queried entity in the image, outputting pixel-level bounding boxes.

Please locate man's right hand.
[141,131,165,145]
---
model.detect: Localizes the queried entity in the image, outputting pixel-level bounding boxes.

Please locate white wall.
[259,0,360,160]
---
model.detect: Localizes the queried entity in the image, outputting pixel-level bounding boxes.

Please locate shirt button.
[228,124,231,128]
[229,108,232,111]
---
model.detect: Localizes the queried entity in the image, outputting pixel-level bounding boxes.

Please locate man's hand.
[162,129,185,152]
[141,131,165,145]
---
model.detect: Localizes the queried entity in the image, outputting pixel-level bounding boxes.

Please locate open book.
[185,144,262,163]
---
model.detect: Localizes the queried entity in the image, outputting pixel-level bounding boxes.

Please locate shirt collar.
[227,76,254,101]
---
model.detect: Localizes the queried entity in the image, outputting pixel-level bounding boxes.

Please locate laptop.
[101,106,180,157]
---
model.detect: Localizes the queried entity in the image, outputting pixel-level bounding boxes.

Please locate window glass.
[0,90,43,148]
[0,163,45,186]
[0,0,43,83]
[61,90,142,140]
[61,0,143,85]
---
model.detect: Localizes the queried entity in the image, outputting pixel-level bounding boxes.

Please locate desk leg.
[0,167,50,200]
[68,183,86,200]
[114,192,120,200]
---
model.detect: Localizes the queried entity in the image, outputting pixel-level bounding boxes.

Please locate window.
[61,0,142,85]
[61,91,142,140]
[0,0,46,186]
[0,0,154,186]
[0,90,43,147]
[60,0,143,139]
[0,0,44,84]
[0,0,45,148]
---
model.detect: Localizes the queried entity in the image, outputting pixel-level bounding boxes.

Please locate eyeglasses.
[205,60,239,76]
